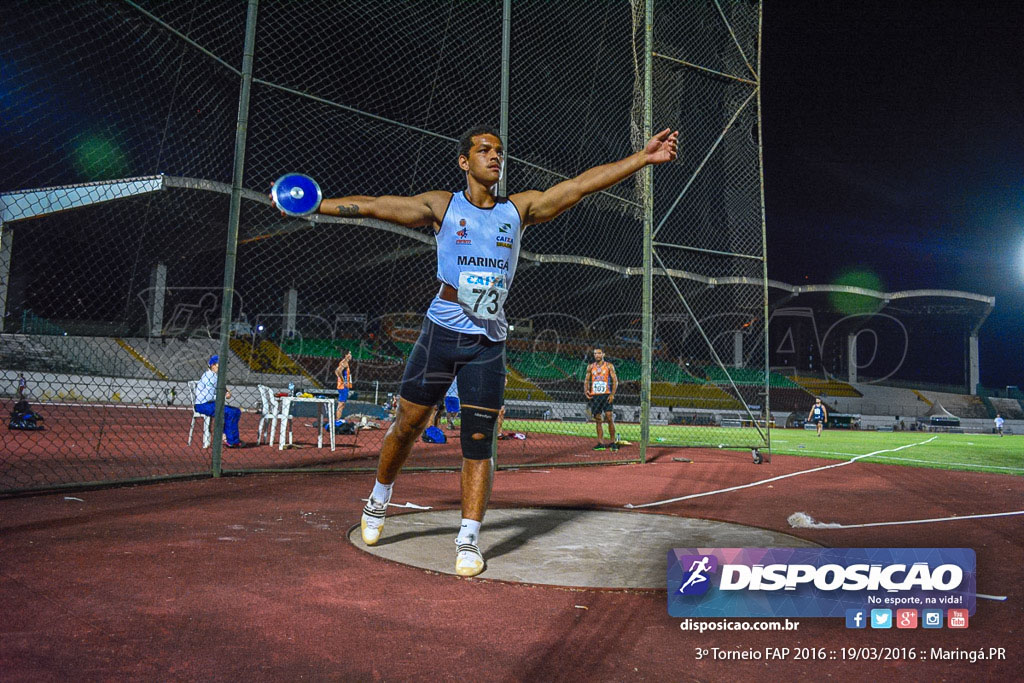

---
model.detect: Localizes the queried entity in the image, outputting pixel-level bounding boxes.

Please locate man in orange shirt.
[584,348,619,451]
[333,351,353,426]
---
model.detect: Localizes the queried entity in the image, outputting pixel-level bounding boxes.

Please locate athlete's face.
[459,134,503,185]
[594,350,604,362]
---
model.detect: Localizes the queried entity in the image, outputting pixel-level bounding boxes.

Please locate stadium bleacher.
[916,390,990,419]
[505,369,551,402]
[763,387,814,412]
[989,397,1024,420]
[846,383,929,418]
[1,333,123,377]
[508,350,585,382]
[9,324,1013,431]
[790,375,862,398]
[702,365,801,389]
[650,381,743,410]
[123,337,308,387]
[391,341,414,359]
[652,360,703,384]
[124,337,220,380]
[610,358,642,383]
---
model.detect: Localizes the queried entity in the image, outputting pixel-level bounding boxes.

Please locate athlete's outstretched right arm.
[318,191,451,230]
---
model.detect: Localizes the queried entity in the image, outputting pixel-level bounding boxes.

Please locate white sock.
[456,518,481,546]
[370,480,393,506]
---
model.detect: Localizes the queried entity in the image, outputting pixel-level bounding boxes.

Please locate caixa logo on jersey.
[667,548,976,618]
[465,273,505,288]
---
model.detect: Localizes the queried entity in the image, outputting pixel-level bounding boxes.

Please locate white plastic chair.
[187,380,211,448]
[256,384,292,446]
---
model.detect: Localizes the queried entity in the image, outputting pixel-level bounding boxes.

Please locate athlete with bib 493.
[274,125,678,577]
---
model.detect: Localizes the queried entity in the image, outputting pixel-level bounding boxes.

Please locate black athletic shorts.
[399,318,505,411]
[589,393,613,415]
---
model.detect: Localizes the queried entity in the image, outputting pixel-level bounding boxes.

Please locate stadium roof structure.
[766,282,994,335]
[0,175,996,336]
[923,402,960,420]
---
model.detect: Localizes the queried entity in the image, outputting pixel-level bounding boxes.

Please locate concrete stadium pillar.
[147,262,167,337]
[0,225,11,333]
[968,335,980,395]
[733,330,743,367]
[283,287,298,338]
[847,333,858,384]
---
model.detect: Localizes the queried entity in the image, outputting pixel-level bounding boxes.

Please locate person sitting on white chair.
[194,355,246,448]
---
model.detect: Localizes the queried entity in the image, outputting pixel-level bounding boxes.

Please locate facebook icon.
[845,609,867,629]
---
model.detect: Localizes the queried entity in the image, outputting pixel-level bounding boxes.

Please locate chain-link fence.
[1,0,767,493]
[647,0,770,452]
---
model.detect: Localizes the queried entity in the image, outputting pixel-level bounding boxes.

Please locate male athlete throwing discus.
[276,126,677,576]
[584,347,619,451]
[807,397,828,436]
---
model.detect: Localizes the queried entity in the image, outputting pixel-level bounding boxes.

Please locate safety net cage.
[0,0,767,492]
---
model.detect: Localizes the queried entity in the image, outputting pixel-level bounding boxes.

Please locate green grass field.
[502,419,1023,475]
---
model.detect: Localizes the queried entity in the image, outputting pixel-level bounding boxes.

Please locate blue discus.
[271,173,323,216]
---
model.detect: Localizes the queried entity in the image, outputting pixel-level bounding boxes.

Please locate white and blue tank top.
[426,191,522,341]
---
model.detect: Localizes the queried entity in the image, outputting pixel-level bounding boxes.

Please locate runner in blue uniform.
[807,397,828,436]
[279,125,678,576]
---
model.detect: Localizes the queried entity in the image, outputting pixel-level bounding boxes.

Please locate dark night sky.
[1,1,1020,388]
[760,1,1023,387]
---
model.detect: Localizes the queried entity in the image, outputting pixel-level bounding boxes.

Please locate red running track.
[2,402,627,491]
[1,451,1021,681]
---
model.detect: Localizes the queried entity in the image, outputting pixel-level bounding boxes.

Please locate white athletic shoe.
[360,498,387,545]
[455,542,485,577]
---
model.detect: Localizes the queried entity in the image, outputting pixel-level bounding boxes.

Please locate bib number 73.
[457,271,508,321]
[473,287,501,316]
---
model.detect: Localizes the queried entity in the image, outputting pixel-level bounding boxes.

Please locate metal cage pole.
[639,0,654,463]
[499,0,511,197]
[212,0,259,476]
[756,3,771,454]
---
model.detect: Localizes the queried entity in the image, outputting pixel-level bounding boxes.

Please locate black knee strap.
[460,408,498,460]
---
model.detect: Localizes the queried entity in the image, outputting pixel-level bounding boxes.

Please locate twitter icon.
[870,609,892,629]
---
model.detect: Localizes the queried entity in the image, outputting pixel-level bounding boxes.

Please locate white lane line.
[624,437,938,509]
[788,509,1024,530]
[789,449,1024,472]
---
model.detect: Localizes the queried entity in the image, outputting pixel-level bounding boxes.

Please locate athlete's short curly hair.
[458,126,502,159]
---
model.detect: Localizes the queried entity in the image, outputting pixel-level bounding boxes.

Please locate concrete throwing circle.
[348,507,821,588]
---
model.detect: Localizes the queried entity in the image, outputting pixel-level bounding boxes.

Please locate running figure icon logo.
[677,554,718,596]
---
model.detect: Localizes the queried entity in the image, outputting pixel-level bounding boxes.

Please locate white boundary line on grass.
[856,454,1024,472]
[794,448,1024,472]
[623,436,938,509]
